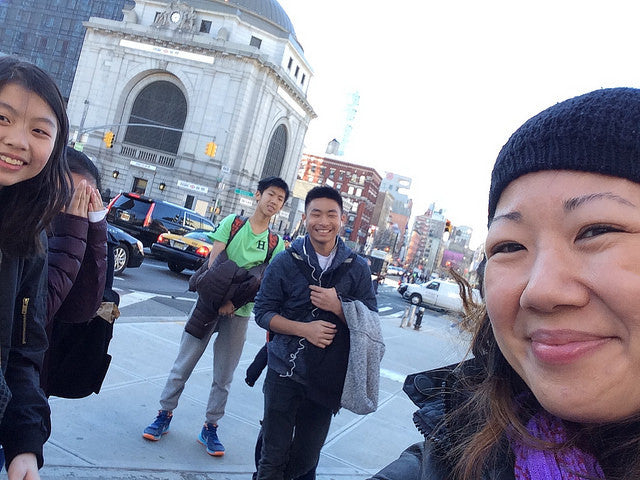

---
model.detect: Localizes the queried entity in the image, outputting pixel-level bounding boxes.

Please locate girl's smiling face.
[485,170,640,423]
[0,82,57,187]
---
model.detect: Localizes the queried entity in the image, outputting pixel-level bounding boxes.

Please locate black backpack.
[45,235,121,399]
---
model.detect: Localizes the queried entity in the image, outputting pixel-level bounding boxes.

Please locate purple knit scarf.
[510,411,605,480]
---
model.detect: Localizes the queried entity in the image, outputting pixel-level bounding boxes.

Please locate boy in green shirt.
[142,176,289,457]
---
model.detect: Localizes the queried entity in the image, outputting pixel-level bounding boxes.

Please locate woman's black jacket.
[0,232,50,469]
[368,358,515,480]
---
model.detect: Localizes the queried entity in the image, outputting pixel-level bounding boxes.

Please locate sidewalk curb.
[40,465,371,480]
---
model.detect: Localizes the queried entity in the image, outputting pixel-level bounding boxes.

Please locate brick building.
[298,152,382,249]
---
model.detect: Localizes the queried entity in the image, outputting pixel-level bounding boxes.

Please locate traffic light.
[103,131,114,148]
[205,141,217,158]
[445,220,452,233]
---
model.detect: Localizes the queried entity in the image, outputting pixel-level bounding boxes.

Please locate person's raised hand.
[64,179,90,218]
[87,187,103,213]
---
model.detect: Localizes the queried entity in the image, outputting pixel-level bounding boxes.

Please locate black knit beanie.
[488,87,640,226]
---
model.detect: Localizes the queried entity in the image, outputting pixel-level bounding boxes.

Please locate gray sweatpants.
[159,313,249,425]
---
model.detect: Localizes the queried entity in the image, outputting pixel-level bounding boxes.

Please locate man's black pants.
[257,368,333,480]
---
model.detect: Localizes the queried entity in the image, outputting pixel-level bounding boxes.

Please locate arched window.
[124,81,187,154]
[261,124,287,178]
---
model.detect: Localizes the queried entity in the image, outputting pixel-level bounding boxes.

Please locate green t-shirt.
[208,214,284,317]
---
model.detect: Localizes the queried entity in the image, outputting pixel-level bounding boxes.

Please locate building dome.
[218,0,296,36]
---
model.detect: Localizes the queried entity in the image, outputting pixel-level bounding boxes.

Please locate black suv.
[107,193,215,247]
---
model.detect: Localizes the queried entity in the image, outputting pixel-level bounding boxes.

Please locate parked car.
[106,192,215,248]
[108,223,145,275]
[386,265,404,276]
[402,279,480,314]
[151,229,214,273]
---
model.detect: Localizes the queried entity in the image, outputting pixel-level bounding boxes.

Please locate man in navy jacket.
[254,186,377,480]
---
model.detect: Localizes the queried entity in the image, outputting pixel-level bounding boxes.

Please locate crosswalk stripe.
[117,291,158,308]
[115,289,196,309]
[380,368,407,383]
[116,289,399,320]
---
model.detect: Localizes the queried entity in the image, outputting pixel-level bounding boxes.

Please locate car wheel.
[410,293,422,305]
[168,262,184,274]
[113,243,130,275]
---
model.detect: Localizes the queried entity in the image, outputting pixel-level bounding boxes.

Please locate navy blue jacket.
[254,235,376,389]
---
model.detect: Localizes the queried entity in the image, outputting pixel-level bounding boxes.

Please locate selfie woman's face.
[0,82,57,187]
[485,170,640,423]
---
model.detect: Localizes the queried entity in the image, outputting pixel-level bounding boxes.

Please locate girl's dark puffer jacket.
[47,212,106,326]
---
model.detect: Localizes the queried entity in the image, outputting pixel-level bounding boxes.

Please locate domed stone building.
[67,0,315,227]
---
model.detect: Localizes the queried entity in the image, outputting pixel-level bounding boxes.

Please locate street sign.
[234,188,254,197]
[177,180,209,193]
[221,165,230,174]
[130,160,156,171]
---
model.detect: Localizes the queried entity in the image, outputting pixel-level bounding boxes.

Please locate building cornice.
[84,17,316,118]
[302,153,382,180]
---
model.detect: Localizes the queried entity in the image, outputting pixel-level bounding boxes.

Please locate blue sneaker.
[142,410,172,441]
[197,423,225,456]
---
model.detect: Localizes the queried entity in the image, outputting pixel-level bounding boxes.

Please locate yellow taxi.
[151,229,213,273]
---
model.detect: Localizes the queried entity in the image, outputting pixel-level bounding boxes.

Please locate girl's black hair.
[66,147,101,192]
[0,56,71,256]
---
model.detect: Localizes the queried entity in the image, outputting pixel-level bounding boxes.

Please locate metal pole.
[79,99,90,133]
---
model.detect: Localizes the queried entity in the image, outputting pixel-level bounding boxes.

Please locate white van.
[403,279,480,313]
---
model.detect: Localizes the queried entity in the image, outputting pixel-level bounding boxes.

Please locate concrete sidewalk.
[37,302,468,480]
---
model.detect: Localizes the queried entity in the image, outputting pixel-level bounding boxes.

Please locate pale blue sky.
[278,0,640,248]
